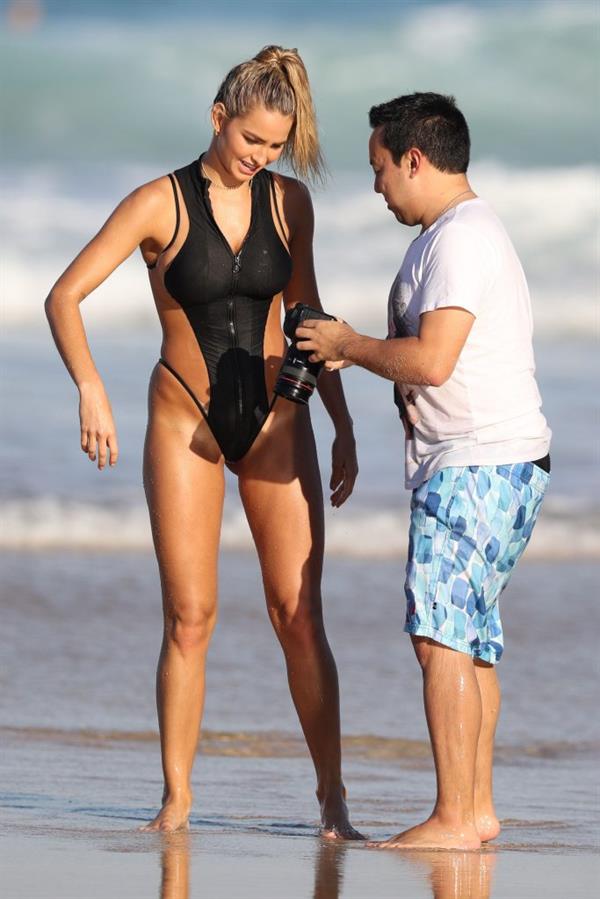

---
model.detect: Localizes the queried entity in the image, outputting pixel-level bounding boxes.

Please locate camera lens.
[275,303,334,405]
[274,352,321,405]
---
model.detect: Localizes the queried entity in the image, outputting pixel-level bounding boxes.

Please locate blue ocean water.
[2,0,599,167]
[1,0,599,553]
[2,0,598,324]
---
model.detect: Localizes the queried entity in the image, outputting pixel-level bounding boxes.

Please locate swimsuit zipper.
[229,254,244,419]
[201,171,253,426]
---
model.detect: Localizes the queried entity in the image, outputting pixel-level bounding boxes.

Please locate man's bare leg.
[474,660,501,841]
[372,637,481,850]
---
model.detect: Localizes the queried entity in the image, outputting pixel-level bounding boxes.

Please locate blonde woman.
[45,46,360,837]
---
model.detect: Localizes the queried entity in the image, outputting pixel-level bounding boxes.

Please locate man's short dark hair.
[369,92,470,173]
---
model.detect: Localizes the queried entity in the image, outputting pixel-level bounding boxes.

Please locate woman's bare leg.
[236,404,361,839]
[141,377,225,832]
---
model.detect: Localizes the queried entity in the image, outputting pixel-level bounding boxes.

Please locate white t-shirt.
[388,198,551,488]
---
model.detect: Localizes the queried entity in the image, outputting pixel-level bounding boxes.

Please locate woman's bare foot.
[476,810,501,842]
[319,791,365,841]
[367,815,481,851]
[140,791,192,833]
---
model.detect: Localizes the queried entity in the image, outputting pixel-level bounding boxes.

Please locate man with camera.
[296,93,551,850]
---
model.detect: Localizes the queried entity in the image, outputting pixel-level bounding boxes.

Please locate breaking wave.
[2,494,598,558]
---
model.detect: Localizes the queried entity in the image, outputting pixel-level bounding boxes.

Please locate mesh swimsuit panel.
[151,159,292,462]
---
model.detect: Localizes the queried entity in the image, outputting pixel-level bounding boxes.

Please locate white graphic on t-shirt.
[388,279,420,436]
[389,279,413,338]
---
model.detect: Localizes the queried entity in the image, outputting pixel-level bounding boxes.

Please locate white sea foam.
[3,495,598,559]
[1,162,598,338]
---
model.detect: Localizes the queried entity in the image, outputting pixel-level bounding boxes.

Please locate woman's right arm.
[45,178,174,470]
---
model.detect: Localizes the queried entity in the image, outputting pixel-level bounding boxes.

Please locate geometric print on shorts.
[404,461,549,664]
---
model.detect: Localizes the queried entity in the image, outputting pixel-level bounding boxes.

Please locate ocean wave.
[2,495,599,559]
[2,162,598,338]
[1,1,597,168]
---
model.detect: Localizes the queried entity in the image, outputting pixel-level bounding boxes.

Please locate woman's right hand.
[45,176,176,473]
[78,381,119,469]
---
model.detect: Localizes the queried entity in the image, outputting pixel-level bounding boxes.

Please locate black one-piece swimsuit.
[148,158,292,463]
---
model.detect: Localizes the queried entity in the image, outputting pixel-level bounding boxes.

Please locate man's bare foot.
[140,792,192,833]
[319,792,365,841]
[476,811,501,842]
[367,815,481,851]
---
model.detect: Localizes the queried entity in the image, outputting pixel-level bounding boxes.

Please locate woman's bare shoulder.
[271,172,311,203]
[123,174,175,216]
[270,173,313,236]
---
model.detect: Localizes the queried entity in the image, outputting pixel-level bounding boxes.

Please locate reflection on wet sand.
[156,834,348,899]
[156,830,496,899]
[159,833,190,899]
[312,840,497,899]
[312,842,347,899]
[403,849,498,899]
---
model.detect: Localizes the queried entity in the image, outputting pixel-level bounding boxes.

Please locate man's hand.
[295,318,356,364]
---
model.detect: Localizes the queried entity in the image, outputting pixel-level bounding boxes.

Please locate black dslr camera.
[274,303,337,405]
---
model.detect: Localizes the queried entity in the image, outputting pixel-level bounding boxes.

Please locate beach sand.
[2,828,598,899]
[2,724,599,899]
[2,551,599,898]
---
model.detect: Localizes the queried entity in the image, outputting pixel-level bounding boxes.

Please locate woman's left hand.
[329,428,358,507]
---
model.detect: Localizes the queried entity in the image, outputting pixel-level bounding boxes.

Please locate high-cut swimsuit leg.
[148,158,292,463]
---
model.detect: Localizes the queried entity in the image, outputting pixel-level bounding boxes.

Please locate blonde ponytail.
[213,45,326,183]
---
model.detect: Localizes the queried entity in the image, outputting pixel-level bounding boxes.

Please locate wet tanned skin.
[45,103,360,838]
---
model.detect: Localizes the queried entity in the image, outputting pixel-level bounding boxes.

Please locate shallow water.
[1,732,598,898]
[2,550,600,744]
[2,332,599,558]
[2,549,599,866]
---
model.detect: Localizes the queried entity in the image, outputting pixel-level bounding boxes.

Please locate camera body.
[274,303,336,405]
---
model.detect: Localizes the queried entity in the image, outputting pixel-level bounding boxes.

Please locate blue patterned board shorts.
[404,462,549,664]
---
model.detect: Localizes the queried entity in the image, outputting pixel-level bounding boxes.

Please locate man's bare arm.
[296,306,475,387]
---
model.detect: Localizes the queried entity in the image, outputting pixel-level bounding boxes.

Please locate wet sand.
[2,826,598,899]
[2,723,599,899]
[2,551,599,896]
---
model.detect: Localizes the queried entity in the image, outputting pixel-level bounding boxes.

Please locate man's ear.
[405,147,424,178]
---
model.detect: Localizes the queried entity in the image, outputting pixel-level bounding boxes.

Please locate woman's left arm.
[276,176,358,507]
